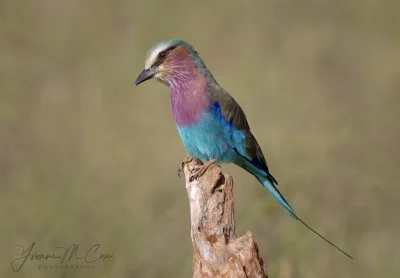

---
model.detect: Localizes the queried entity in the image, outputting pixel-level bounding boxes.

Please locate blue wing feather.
[211,100,297,218]
[212,102,272,178]
[199,82,351,257]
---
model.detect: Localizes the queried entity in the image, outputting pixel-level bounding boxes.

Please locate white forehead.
[145,41,173,69]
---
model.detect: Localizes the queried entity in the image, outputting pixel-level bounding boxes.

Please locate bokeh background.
[1,1,399,277]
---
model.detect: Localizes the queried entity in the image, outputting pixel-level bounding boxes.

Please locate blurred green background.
[1,0,399,277]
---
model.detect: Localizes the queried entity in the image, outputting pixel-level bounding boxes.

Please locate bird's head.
[135,40,212,87]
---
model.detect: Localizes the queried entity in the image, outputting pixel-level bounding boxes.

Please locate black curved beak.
[135,68,156,86]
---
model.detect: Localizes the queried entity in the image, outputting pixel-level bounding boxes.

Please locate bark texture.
[184,159,267,278]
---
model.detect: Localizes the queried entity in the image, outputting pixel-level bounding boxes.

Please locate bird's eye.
[159,52,166,59]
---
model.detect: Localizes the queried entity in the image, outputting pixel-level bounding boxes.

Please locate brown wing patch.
[207,84,268,166]
[207,83,277,183]
[208,84,249,130]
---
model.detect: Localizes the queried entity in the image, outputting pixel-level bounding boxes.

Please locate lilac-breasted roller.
[135,40,352,259]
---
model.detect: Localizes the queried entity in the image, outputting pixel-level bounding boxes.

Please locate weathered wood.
[184,159,267,278]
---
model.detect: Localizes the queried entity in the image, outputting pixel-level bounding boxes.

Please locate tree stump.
[183,159,267,278]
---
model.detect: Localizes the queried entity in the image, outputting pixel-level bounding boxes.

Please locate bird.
[135,39,352,259]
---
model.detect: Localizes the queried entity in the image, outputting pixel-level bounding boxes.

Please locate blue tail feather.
[257,176,297,219]
[235,155,353,259]
[235,155,297,218]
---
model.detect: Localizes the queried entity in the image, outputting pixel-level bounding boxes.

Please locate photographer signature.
[11,242,113,272]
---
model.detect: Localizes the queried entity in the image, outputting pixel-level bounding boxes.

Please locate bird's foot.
[189,159,216,182]
[177,155,195,177]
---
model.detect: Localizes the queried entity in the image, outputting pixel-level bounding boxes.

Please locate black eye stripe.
[158,46,177,60]
[151,46,177,67]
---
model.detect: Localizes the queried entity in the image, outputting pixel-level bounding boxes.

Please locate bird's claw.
[189,166,201,182]
[177,155,195,178]
[188,160,215,182]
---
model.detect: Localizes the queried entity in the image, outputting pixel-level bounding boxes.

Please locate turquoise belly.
[176,111,234,162]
